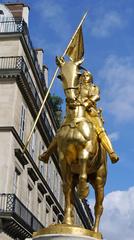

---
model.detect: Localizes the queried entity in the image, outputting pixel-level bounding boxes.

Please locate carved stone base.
[33,224,102,240]
[33,235,100,240]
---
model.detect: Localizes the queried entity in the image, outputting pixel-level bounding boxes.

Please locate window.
[0,10,4,15]
[53,212,57,224]
[47,159,55,189]
[13,169,20,195]
[37,197,42,221]
[54,172,60,199]
[31,130,36,159]
[39,142,46,177]
[19,105,26,141]
[27,174,34,214]
[45,205,50,227]
[27,184,32,209]
[39,163,44,176]
[29,129,36,160]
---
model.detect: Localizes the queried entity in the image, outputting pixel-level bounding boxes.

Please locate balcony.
[0,17,46,89]
[0,56,54,142]
[0,193,43,239]
[0,17,59,131]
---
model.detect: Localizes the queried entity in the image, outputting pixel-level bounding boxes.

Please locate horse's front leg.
[39,136,57,163]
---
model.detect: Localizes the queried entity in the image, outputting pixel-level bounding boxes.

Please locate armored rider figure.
[78,71,119,164]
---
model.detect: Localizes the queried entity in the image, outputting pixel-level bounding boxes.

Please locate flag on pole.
[66,26,84,62]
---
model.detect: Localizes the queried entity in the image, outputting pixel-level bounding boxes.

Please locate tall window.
[37,197,42,222]
[45,204,50,227]
[29,129,36,160]
[47,159,54,189]
[13,169,20,195]
[27,185,32,209]
[19,105,26,141]
[38,142,45,176]
[31,130,36,159]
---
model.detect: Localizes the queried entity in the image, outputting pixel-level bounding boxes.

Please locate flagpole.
[23,11,88,154]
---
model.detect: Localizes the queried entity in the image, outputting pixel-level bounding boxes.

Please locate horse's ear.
[57,74,62,80]
[79,66,87,71]
[76,57,84,66]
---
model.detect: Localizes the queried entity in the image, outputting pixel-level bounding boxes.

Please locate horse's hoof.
[110,152,119,164]
[92,226,98,232]
[38,152,49,163]
[63,217,73,225]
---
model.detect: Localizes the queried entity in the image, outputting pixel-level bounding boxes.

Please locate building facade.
[0,3,93,240]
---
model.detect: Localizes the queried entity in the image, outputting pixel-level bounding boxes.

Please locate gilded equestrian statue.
[39,56,119,233]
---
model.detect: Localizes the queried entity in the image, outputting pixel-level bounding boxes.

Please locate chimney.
[43,65,48,88]
[5,3,30,25]
[35,48,44,71]
[35,49,48,88]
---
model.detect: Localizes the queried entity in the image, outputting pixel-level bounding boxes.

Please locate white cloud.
[108,132,119,141]
[88,187,134,240]
[100,187,134,240]
[91,11,123,37]
[99,55,134,122]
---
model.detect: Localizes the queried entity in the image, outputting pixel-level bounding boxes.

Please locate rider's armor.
[79,79,119,163]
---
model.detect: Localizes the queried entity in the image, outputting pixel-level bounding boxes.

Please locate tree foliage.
[50,94,63,127]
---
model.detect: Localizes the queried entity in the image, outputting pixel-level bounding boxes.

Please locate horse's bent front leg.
[39,136,57,163]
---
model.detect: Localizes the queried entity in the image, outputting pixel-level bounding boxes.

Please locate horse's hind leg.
[77,153,89,199]
[77,141,93,199]
[62,165,74,225]
[90,163,107,232]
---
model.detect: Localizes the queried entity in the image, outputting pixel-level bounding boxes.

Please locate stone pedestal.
[33,233,100,239]
[32,224,102,240]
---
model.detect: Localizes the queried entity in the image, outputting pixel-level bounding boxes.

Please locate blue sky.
[25,0,134,238]
[10,0,134,239]
[26,0,134,190]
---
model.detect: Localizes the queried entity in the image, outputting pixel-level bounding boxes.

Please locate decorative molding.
[37,182,47,195]
[15,148,28,167]
[28,167,39,182]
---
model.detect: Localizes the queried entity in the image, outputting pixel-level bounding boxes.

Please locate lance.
[23,11,88,154]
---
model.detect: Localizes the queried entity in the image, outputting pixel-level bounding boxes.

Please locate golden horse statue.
[39,57,119,233]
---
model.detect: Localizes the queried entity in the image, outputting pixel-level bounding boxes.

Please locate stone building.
[0,3,93,240]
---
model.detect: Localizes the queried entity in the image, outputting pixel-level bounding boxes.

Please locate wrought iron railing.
[0,193,43,231]
[0,56,22,69]
[0,17,23,32]
[0,56,54,139]
[0,17,46,88]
